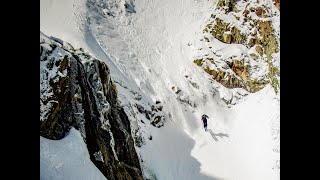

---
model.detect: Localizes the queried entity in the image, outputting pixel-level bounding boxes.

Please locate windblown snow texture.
[40,0,280,179]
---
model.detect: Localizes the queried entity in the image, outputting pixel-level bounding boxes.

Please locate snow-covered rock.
[40,0,280,179]
[194,0,280,94]
[40,31,143,180]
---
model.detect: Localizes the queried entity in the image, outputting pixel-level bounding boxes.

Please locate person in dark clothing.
[201,114,209,131]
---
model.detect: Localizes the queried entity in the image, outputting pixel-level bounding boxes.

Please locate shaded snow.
[40,0,279,179]
[40,128,107,180]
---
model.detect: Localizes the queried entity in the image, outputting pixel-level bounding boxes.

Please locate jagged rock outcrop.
[134,101,165,128]
[196,0,279,93]
[194,56,268,93]
[40,32,143,180]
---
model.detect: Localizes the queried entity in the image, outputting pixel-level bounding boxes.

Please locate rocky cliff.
[194,0,280,94]
[40,31,143,180]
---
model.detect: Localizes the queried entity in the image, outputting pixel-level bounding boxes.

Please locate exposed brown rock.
[273,0,280,11]
[255,7,267,18]
[223,32,232,43]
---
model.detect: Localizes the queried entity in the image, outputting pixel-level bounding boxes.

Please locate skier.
[201,114,209,131]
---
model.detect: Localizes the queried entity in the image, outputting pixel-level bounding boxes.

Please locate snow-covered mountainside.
[40,32,144,180]
[40,0,280,179]
[194,0,279,94]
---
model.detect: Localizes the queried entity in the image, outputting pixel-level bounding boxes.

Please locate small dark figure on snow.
[201,114,209,131]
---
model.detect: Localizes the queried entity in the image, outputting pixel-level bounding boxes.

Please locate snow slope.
[40,0,89,50]
[40,128,107,180]
[40,0,280,179]
[191,84,279,180]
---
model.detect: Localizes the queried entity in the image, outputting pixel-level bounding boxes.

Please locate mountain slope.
[40,32,143,180]
[40,0,280,179]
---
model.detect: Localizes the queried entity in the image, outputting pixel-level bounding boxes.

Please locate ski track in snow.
[40,0,280,179]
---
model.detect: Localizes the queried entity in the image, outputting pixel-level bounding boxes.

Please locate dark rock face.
[134,102,165,128]
[40,32,143,180]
